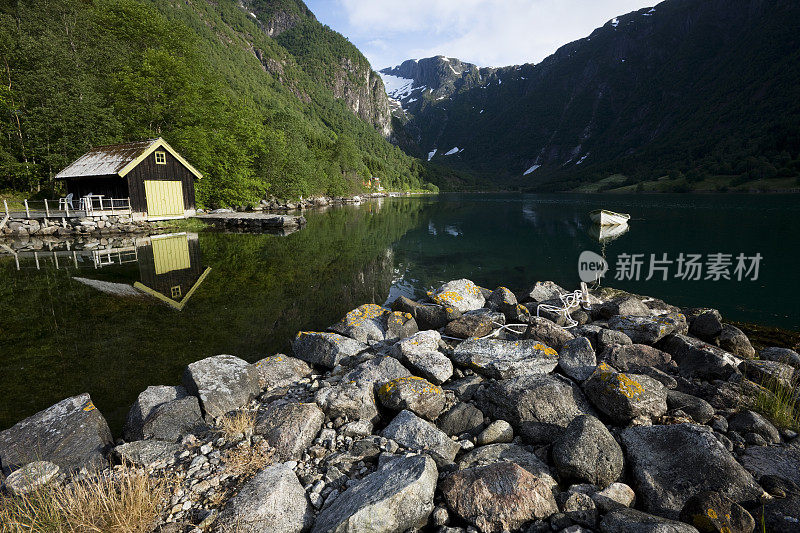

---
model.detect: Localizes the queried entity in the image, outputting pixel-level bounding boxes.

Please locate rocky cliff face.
[331,58,392,137]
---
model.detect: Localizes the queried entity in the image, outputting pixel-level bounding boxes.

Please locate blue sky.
[305,0,654,70]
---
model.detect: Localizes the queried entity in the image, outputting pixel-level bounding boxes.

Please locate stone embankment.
[2,279,799,532]
[1,215,157,238]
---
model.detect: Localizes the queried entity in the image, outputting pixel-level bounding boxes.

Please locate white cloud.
[332,0,651,68]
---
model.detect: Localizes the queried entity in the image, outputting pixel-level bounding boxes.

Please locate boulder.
[476,374,596,443]
[753,493,800,533]
[437,402,485,436]
[558,490,599,528]
[391,296,461,330]
[451,338,558,379]
[441,462,558,532]
[123,385,188,441]
[341,356,412,393]
[457,443,556,481]
[738,359,795,388]
[393,331,452,384]
[488,286,530,323]
[592,482,636,513]
[385,311,419,343]
[666,391,715,424]
[583,363,667,423]
[658,334,740,381]
[607,313,686,345]
[760,347,800,370]
[524,281,567,303]
[599,344,672,372]
[679,491,755,533]
[595,296,651,319]
[717,325,755,359]
[689,310,724,341]
[444,314,494,339]
[253,355,312,391]
[182,355,260,420]
[558,336,597,382]
[329,304,391,343]
[255,402,324,461]
[2,461,61,496]
[600,508,700,533]
[311,455,437,533]
[377,377,447,421]
[140,396,203,442]
[443,375,483,401]
[216,464,312,533]
[429,279,486,313]
[291,332,368,369]
[0,393,112,474]
[476,420,513,445]
[740,442,800,486]
[114,440,182,467]
[381,410,460,466]
[524,317,575,351]
[727,410,780,444]
[315,381,378,423]
[597,328,634,352]
[552,415,623,488]
[620,423,763,519]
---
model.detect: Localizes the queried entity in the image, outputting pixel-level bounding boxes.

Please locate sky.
[305,0,654,70]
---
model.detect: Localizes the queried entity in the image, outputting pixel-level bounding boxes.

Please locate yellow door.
[144,180,185,218]
[151,234,190,275]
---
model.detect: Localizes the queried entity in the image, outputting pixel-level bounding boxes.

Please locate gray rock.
[760,347,800,370]
[182,355,260,421]
[592,482,636,513]
[253,355,312,391]
[3,461,61,496]
[489,286,529,323]
[740,442,800,486]
[123,385,188,441]
[328,304,391,343]
[0,393,112,474]
[600,508,700,533]
[689,310,724,341]
[754,492,800,533]
[658,334,741,381]
[558,491,598,528]
[679,491,755,533]
[476,374,596,443]
[444,314,495,339]
[442,461,558,532]
[666,391,715,424]
[717,324,755,359]
[553,415,623,488]
[391,296,461,330]
[525,281,567,303]
[607,314,686,345]
[597,328,634,352]
[596,296,651,319]
[291,332,368,369]
[476,420,513,445]
[114,440,182,467]
[457,443,557,486]
[341,356,412,393]
[311,455,437,533]
[141,396,203,441]
[315,381,379,423]
[393,331,452,384]
[452,338,559,379]
[600,344,672,372]
[429,279,486,313]
[443,375,483,401]
[381,410,461,466]
[728,410,780,444]
[738,359,796,388]
[524,317,575,351]
[255,402,324,461]
[583,364,667,423]
[385,310,419,343]
[377,377,447,421]
[621,423,763,519]
[634,366,678,389]
[558,337,597,382]
[216,464,312,533]
[437,402,485,436]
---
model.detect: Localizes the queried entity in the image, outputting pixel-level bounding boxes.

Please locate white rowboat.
[590,209,631,226]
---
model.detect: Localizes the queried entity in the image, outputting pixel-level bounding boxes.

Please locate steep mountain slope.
[388,0,800,191]
[0,0,432,205]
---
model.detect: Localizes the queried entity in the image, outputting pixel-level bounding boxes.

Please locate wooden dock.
[197,212,307,230]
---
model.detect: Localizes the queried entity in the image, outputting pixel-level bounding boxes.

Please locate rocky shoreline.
[1,279,799,532]
[0,214,160,239]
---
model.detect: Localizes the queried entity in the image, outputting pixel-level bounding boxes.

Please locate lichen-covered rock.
[315,381,379,423]
[621,423,763,519]
[3,461,61,496]
[393,331,452,384]
[658,334,741,381]
[253,354,312,391]
[114,440,182,467]
[311,455,437,533]
[476,374,596,443]
[599,344,672,372]
[553,415,623,488]
[444,314,494,339]
[607,313,687,345]
[600,508,700,533]
[558,336,597,382]
[583,363,667,423]
[291,331,368,369]
[377,377,446,421]
[340,356,412,393]
[441,461,558,532]
[329,304,391,343]
[679,491,755,533]
[255,402,324,461]
[0,393,112,474]
[391,296,461,330]
[429,279,486,313]
[488,286,530,323]
[524,317,575,351]
[717,324,755,359]
[381,410,460,466]
[437,402,485,436]
[666,391,715,424]
[524,281,567,303]
[182,355,261,421]
[597,328,634,352]
[452,338,559,379]
[124,385,188,441]
[216,464,312,533]
[385,311,419,343]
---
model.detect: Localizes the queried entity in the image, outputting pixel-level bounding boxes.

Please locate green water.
[1,193,798,434]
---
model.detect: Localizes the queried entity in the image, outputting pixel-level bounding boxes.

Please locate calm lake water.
[1,193,798,433]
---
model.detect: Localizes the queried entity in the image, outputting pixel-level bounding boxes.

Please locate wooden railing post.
[3,199,8,217]
[44,199,50,217]
[24,199,30,218]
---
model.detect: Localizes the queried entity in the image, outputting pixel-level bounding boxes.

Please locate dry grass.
[220,441,274,480]
[217,410,256,439]
[0,465,166,533]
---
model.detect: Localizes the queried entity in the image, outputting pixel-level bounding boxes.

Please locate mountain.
[385,0,800,192]
[0,0,435,206]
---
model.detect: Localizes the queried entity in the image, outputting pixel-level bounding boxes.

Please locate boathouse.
[55,138,201,220]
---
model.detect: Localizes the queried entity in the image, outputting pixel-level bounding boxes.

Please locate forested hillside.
[0,0,435,207]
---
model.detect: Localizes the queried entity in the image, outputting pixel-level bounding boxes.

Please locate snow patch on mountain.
[427,149,437,161]
[523,164,541,175]
[380,73,415,100]
[576,153,590,165]
[444,147,460,156]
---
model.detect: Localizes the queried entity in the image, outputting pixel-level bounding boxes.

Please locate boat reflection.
[588,222,630,243]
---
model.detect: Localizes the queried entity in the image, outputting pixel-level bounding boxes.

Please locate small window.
[155,151,166,165]
[171,285,182,299]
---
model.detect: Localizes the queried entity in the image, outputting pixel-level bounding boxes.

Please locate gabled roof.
[55,138,202,180]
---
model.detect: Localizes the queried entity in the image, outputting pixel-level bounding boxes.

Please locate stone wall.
[1,215,157,239]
